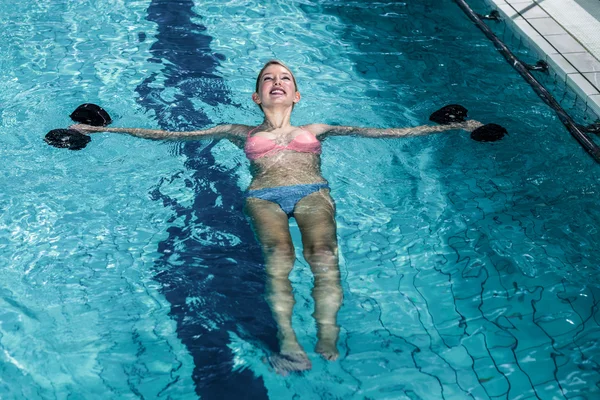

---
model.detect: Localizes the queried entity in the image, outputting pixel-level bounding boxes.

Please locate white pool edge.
[481,0,600,119]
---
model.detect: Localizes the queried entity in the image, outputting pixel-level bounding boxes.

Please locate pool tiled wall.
[483,0,600,118]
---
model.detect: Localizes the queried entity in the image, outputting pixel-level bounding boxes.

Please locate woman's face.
[253,64,300,109]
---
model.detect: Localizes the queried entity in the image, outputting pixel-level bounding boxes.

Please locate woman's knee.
[304,243,338,268]
[262,240,295,261]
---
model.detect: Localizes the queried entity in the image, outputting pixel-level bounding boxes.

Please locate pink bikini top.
[244,127,322,161]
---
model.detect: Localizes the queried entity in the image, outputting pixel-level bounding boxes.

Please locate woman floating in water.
[71,60,482,374]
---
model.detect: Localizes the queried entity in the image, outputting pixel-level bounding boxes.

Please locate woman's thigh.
[293,189,338,252]
[245,197,294,262]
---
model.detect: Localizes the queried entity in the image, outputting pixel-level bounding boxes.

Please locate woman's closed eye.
[263,76,291,81]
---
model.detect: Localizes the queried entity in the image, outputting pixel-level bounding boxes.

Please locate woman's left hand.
[69,124,103,133]
[461,120,484,132]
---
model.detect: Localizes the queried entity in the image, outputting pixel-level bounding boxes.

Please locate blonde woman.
[72,60,481,374]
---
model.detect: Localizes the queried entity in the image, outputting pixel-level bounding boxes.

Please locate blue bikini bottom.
[245,183,330,216]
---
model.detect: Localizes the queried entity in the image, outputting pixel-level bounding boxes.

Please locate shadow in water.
[135,1,277,398]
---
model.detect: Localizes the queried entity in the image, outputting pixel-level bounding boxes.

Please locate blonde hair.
[255,60,298,93]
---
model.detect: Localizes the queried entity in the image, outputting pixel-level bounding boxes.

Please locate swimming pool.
[1,0,599,398]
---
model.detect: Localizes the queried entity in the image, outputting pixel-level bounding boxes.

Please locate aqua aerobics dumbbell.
[430,104,507,142]
[45,104,112,150]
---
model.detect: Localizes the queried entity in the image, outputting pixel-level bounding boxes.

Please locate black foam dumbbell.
[470,123,507,142]
[429,104,469,124]
[429,104,507,142]
[45,103,111,150]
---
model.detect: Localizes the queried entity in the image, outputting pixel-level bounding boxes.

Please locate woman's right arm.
[69,123,250,140]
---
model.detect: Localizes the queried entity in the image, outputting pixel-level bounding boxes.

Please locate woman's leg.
[244,197,311,372]
[293,189,343,361]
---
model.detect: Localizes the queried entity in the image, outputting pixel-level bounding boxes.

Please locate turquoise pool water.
[1,0,599,399]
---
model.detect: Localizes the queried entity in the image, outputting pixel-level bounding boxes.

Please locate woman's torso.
[244,126,327,190]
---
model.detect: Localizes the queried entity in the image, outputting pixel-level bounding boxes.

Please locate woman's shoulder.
[215,124,254,138]
[300,123,331,137]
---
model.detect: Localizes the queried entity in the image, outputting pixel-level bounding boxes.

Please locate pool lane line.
[453,0,600,164]
[136,0,276,398]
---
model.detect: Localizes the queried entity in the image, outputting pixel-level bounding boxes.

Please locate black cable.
[453,0,600,163]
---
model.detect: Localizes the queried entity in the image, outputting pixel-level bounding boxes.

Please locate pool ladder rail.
[453,0,600,164]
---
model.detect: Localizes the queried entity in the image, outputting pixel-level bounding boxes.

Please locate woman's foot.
[316,323,340,361]
[268,338,312,375]
[315,339,339,361]
[268,351,312,375]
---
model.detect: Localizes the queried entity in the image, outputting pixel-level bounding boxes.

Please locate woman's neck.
[260,106,294,130]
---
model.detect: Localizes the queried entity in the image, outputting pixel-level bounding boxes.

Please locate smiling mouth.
[270,89,286,95]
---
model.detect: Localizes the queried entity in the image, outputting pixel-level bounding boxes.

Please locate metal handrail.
[453,0,600,163]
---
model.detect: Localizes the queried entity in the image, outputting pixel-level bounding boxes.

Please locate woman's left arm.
[305,120,483,139]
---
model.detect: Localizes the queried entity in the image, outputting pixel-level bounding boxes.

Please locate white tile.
[545,34,587,54]
[525,34,559,57]
[566,73,600,99]
[583,106,600,124]
[546,53,578,79]
[486,0,507,5]
[513,17,539,37]
[582,72,600,91]
[586,95,600,118]
[535,0,600,62]
[528,18,567,35]
[564,53,600,73]
[505,0,535,4]
[511,3,549,19]
[495,3,520,19]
